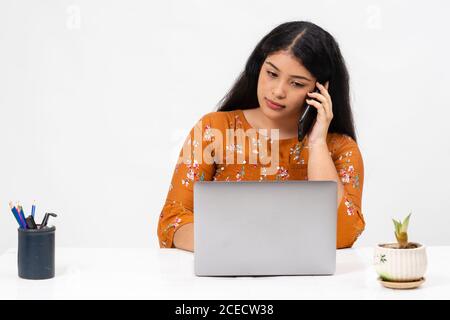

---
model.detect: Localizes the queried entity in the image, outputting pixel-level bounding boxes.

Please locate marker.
[26,215,38,229]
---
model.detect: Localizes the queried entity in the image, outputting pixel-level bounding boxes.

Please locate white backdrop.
[1,0,449,254]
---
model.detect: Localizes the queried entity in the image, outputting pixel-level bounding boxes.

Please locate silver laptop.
[194,180,337,276]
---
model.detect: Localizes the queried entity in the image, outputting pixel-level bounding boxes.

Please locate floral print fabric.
[157,109,365,249]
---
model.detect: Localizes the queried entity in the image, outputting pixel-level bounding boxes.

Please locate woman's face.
[257,50,316,122]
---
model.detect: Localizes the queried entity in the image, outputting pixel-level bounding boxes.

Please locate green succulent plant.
[392,213,411,249]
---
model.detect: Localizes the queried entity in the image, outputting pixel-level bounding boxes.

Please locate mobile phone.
[297,87,320,142]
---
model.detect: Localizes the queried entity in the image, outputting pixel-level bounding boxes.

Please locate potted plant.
[374,213,427,289]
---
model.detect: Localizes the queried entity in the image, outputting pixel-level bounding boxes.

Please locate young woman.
[157,21,365,252]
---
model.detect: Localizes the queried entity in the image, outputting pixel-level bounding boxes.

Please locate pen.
[9,202,26,228]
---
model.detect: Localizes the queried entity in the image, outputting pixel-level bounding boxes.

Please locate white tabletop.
[0,246,449,299]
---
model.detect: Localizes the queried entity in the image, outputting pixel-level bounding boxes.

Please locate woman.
[157,21,365,252]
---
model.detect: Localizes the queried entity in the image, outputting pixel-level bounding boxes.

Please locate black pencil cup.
[18,226,55,280]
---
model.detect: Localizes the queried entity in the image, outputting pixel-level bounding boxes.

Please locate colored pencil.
[16,202,27,228]
[31,202,36,218]
[9,202,25,228]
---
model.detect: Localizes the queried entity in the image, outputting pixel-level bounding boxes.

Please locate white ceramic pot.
[373,242,427,282]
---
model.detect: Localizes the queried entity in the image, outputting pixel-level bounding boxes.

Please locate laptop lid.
[194,180,337,276]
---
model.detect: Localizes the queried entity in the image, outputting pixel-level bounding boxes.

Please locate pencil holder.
[18,225,55,280]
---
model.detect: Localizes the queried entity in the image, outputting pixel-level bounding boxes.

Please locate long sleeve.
[157,113,216,248]
[332,135,366,249]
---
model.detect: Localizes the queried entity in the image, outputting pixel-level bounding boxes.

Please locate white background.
[1,0,449,254]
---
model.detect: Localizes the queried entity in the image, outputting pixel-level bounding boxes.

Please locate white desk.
[0,247,449,299]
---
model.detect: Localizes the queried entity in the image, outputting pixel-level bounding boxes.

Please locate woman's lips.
[265,98,285,110]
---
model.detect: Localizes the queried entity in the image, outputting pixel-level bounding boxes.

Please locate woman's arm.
[308,134,366,249]
[307,142,345,207]
[173,223,194,252]
[157,113,216,249]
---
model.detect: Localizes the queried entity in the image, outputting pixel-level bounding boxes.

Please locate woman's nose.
[272,82,286,99]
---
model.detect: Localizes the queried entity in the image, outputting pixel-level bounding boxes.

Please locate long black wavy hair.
[216,21,357,142]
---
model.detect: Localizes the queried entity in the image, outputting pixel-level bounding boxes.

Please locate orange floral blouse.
[157,109,365,249]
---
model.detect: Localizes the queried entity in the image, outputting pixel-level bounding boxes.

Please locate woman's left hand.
[305,81,333,147]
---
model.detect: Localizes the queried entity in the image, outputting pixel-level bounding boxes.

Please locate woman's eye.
[267,71,303,88]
